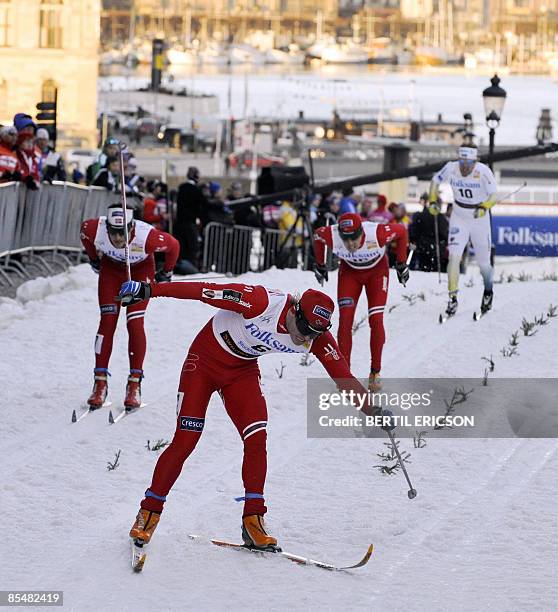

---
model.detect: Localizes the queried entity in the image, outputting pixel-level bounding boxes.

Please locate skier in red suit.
[117,280,393,551]
[80,204,179,409]
[313,213,409,391]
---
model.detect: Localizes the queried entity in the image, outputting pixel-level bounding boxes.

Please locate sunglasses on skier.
[294,301,332,339]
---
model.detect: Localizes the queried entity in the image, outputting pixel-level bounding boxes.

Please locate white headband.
[107,207,133,228]
[458,147,478,161]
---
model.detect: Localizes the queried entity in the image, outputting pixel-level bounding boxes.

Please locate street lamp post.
[482,74,507,171]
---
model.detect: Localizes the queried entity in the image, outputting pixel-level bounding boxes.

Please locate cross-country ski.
[188,535,374,571]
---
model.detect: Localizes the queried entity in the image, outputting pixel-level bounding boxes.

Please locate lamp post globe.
[482,75,507,170]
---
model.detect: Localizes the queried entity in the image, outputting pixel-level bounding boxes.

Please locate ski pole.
[118,143,131,282]
[400,247,414,288]
[433,212,441,284]
[317,213,334,287]
[496,181,527,205]
[385,427,417,499]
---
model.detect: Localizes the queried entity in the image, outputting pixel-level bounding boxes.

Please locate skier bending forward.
[118,280,390,551]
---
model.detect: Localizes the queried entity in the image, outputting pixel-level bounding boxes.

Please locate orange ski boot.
[87,369,108,409]
[129,508,161,544]
[242,515,280,551]
[124,370,143,411]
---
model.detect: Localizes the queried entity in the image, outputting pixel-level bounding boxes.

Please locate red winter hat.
[17,131,34,146]
[338,212,363,240]
[377,194,387,207]
[297,289,334,334]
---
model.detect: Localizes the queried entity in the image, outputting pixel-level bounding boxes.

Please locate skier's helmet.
[338,212,363,241]
[458,145,478,176]
[295,289,334,339]
[106,204,134,235]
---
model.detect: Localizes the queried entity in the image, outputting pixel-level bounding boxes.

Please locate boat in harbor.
[265,46,305,65]
[306,36,336,60]
[229,44,266,65]
[199,43,229,65]
[414,46,447,66]
[321,41,368,64]
[167,46,198,65]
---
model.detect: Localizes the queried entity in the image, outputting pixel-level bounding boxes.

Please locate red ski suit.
[314,223,408,372]
[139,282,371,518]
[80,217,179,373]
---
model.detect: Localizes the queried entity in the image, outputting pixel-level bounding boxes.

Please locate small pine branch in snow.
[352,315,367,334]
[521,318,538,337]
[434,386,474,430]
[146,439,170,452]
[517,271,532,282]
[464,277,474,288]
[509,332,520,347]
[275,362,286,378]
[388,304,399,314]
[413,431,428,448]
[500,345,519,358]
[107,450,121,471]
[299,354,315,367]
[541,271,558,281]
[482,368,490,386]
[534,313,548,327]
[500,332,520,358]
[494,271,505,284]
[547,304,557,318]
[374,436,411,475]
[481,355,495,372]
[507,273,516,283]
[402,292,425,306]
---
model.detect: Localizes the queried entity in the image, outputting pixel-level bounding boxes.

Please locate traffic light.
[36,89,58,150]
[151,39,164,92]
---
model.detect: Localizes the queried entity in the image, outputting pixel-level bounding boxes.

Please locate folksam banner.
[492,216,558,257]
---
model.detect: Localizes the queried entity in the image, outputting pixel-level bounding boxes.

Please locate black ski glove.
[89,258,101,274]
[396,263,409,286]
[117,280,153,306]
[372,406,396,432]
[314,264,328,286]
[155,269,172,283]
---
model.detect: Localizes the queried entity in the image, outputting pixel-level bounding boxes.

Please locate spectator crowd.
[0,113,66,189]
[0,115,450,277]
[172,166,451,276]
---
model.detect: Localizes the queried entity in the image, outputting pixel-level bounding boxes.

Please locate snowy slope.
[2,259,558,612]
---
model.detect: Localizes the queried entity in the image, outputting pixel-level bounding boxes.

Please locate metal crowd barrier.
[202,222,313,274]
[0,181,117,289]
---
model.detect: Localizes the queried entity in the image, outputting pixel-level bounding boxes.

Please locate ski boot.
[368,370,382,392]
[130,508,161,544]
[87,368,108,410]
[446,295,458,317]
[480,290,493,314]
[124,369,143,412]
[242,515,280,551]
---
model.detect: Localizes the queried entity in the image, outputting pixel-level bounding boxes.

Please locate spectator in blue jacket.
[339,188,358,214]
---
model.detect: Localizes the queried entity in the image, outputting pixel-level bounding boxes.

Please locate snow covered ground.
[2,258,558,611]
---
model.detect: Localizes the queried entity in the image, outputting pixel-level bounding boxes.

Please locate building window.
[39,0,63,49]
[42,79,57,103]
[0,1,12,47]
